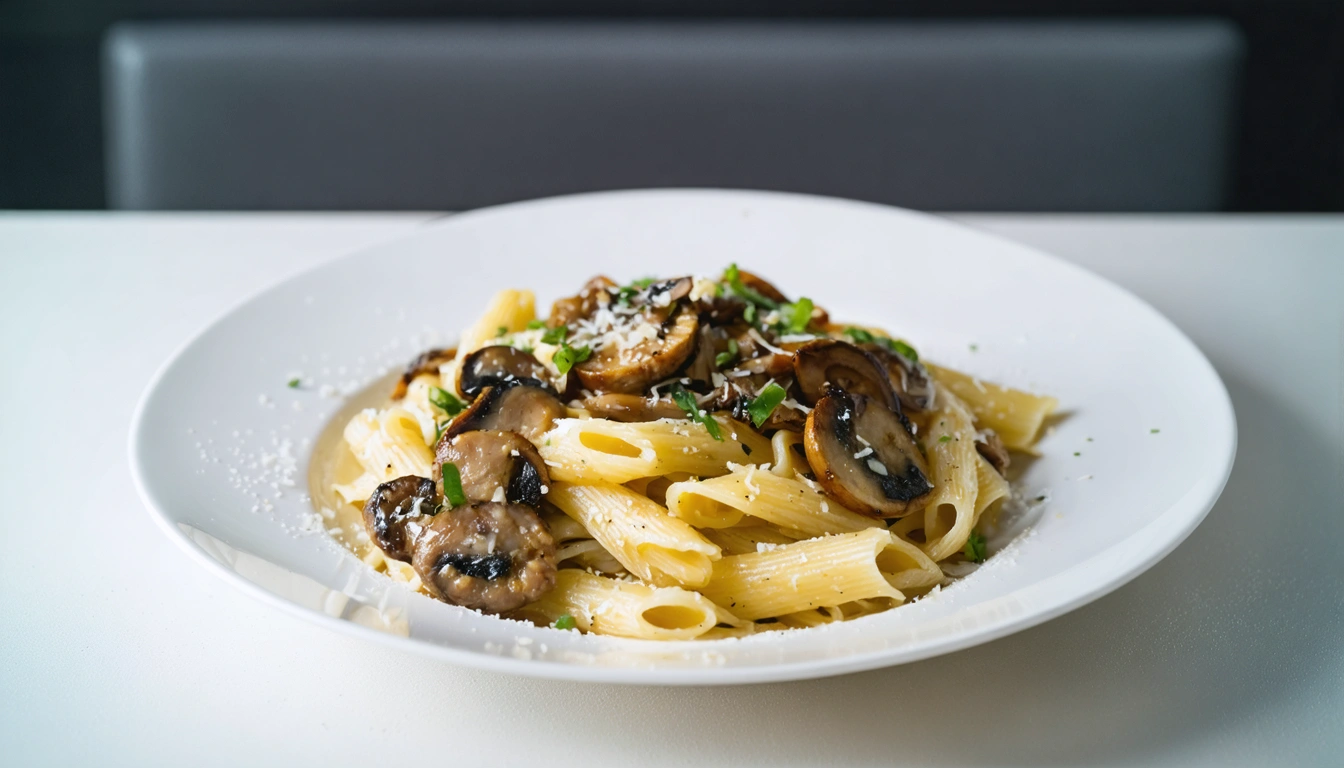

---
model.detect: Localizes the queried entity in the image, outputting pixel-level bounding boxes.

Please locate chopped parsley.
[715,339,740,369]
[1150,428,1161,434]
[969,343,979,352]
[780,297,814,334]
[670,384,723,441]
[1073,451,1081,456]
[743,303,757,324]
[723,263,780,310]
[841,327,919,362]
[747,382,788,428]
[526,319,547,330]
[540,325,567,345]
[428,386,465,416]
[495,326,508,337]
[553,341,592,375]
[286,377,301,389]
[938,435,952,444]
[630,276,657,289]
[963,531,987,563]
[440,462,467,508]
[553,614,577,631]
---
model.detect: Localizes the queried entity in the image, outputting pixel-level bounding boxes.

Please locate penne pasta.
[546,481,721,588]
[665,466,882,537]
[516,570,742,641]
[701,528,939,620]
[913,386,981,561]
[538,416,770,484]
[928,364,1057,451]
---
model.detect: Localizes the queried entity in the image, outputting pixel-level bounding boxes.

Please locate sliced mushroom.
[579,393,687,422]
[459,345,554,397]
[729,352,794,379]
[440,382,566,446]
[391,347,456,400]
[735,269,789,305]
[646,276,693,306]
[434,430,550,506]
[362,475,439,562]
[678,325,720,388]
[862,343,935,413]
[792,339,899,412]
[411,501,558,613]
[573,306,700,394]
[803,389,933,518]
[976,429,1011,476]
[549,275,616,327]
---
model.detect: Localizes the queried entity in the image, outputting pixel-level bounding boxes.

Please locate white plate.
[129,189,1235,684]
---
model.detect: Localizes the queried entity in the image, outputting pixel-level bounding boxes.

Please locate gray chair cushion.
[104,21,1243,211]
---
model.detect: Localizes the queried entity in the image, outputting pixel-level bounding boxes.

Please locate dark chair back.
[104,21,1243,211]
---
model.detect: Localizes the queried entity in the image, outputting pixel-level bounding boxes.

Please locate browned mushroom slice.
[440,382,566,446]
[862,343,935,414]
[434,430,550,506]
[735,269,789,305]
[803,390,933,518]
[573,306,700,395]
[792,339,899,411]
[729,352,794,378]
[391,347,456,400]
[362,475,439,562]
[458,345,555,397]
[579,393,688,422]
[976,429,1011,476]
[549,275,616,327]
[411,501,558,613]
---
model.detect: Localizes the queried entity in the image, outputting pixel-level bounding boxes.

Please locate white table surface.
[1,211,1341,767]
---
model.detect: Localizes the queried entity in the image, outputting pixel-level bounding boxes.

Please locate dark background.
[3,0,1343,211]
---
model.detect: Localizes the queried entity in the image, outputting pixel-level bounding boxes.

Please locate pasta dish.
[316,268,1055,640]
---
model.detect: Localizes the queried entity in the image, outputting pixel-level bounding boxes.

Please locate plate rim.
[128,187,1237,685]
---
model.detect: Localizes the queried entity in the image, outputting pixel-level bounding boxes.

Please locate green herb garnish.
[969,343,979,352]
[526,319,547,330]
[553,342,592,375]
[963,531,987,563]
[938,435,952,444]
[1150,428,1161,434]
[428,386,465,416]
[670,384,723,441]
[714,339,740,369]
[840,327,918,362]
[723,263,780,310]
[440,462,467,508]
[743,303,757,324]
[553,614,577,631]
[540,325,567,345]
[286,377,301,389]
[746,382,788,428]
[780,297,814,334]
[631,276,657,289]
[495,326,508,337]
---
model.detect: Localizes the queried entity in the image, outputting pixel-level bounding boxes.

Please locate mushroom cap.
[434,430,551,507]
[975,429,1011,476]
[573,305,700,395]
[391,347,456,400]
[440,382,567,446]
[549,275,616,327]
[579,393,688,423]
[411,501,558,613]
[361,475,439,562]
[458,345,555,397]
[734,269,789,305]
[792,339,899,412]
[803,390,933,518]
[862,343,935,414]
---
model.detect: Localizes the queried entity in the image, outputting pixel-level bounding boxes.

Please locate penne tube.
[928,364,1057,451]
[546,481,721,588]
[701,528,939,620]
[918,387,981,561]
[665,465,882,536]
[539,416,770,484]
[517,570,741,641]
